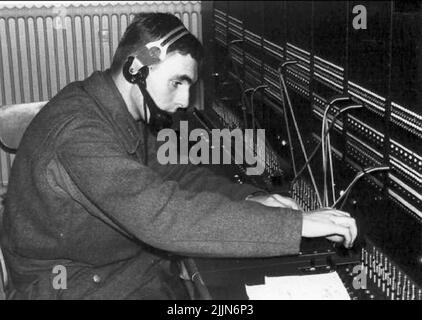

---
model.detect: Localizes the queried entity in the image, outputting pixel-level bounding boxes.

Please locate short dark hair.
[110,12,204,74]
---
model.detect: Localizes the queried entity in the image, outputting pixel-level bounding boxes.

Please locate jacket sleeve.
[55,118,303,258]
[154,161,268,201]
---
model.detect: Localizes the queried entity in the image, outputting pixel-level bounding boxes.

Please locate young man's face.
[139,51,198,115]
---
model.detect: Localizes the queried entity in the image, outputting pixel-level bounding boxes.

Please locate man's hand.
[302,209,357,248]
[246,194,301,210]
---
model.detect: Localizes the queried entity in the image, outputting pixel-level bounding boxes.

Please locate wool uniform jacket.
[0,70,303,299]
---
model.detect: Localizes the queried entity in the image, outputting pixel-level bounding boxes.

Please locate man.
[0,13,356,299]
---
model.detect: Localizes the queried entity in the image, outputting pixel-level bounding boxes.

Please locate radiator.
[0,1,203,186]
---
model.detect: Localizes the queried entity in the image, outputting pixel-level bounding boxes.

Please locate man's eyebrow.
[172,74,194,84]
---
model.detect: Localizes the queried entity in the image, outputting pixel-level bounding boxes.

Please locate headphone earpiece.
[123,56,142,84]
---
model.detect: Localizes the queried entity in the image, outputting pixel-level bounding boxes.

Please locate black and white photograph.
[0,0,420,308]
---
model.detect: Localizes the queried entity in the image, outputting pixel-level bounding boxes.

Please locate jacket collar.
[81,70,143,154]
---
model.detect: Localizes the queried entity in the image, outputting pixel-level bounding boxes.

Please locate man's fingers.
[330,216,357,246]
[333,224,352,247]
[301,210,358,248]
[344,217,357,246]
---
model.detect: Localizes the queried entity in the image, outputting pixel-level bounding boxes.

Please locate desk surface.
[181,239,361,300]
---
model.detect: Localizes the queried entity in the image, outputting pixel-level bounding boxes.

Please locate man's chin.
[169,108,183,114]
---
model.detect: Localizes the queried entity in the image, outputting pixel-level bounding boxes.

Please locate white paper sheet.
[245,271,350,300]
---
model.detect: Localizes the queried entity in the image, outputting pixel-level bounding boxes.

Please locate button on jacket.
[1,70,302,299]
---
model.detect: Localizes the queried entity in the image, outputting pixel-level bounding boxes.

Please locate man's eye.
[171,81,182,88]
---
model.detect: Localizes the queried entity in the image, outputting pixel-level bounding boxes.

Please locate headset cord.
[143,97,149,166]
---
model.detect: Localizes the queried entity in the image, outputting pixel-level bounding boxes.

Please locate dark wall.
[203,0,422,220]
[206,1,422,113]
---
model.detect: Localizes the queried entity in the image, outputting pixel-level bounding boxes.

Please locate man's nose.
[175,87,190,109]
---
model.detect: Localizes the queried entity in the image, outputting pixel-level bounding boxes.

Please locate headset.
[122,25,190,133]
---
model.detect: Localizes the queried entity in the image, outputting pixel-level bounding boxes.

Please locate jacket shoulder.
[18,81,111,158]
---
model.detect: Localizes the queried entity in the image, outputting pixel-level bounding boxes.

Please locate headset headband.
[145,25,190,61]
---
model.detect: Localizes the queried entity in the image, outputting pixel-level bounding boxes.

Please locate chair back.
[0,100,47,299]
[0,101,47,152]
